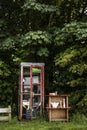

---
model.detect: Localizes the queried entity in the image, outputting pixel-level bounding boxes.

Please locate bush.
[71,112,87,124]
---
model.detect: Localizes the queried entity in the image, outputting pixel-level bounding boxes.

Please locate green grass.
[0,117,87,130]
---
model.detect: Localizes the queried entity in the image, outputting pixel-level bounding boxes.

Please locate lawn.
[0,117,87,130]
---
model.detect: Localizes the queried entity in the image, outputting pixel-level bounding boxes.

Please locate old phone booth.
[19,62,44,120]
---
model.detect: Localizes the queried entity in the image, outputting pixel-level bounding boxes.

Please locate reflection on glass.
[32,76,39,83]
[23,77,30,85]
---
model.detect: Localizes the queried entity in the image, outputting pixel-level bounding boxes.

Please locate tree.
[0,0,87,116]
[54,22,87,115]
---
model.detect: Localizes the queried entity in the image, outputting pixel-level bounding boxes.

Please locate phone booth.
[19,62,44,120]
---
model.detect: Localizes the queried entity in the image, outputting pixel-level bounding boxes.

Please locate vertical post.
[66,96,68,121]
[20,65,23,120]
[30,65,33,120]
[49,96,51,121]
[42,66,44,113]
[8,105,11,121]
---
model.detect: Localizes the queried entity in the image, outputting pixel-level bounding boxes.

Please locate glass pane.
[33,85,40,94]
[32,68,41,73]
[23,94,30,101]
[32,76,40,83]
[23,68,30,75]
[23,77,30,85]
[22,94,30,119]
[23,85,30,92]
[32,95,41,118]
[33,95,40,107]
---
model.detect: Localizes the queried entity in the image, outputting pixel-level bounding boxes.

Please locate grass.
[0,116,87,130]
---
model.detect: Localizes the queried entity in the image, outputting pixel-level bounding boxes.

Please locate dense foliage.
[0,0,87,116]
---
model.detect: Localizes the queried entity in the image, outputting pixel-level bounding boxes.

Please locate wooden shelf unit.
[46,94,70,121]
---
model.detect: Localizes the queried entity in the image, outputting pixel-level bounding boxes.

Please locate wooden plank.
[49,96,51,121]
[0,109,8,113]
[46,107,71,110]
[46,94,70,97]
[0,106,11,121]
[0,116,9,121]
[0,108,11,113]
[8,106,11,121]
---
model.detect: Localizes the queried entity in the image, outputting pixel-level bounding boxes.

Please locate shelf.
[46,94,70,121]
[23,83,40,86]
[34,94,41,96]
[32,83,40,85]
[46,107,71,110]
[23,84,30,85]
[20,92,30,95]
[45,94,70,97]
[20,92,41,95]
[23,73,30,76]
[20,93,41,97]
[32,72,41,75]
